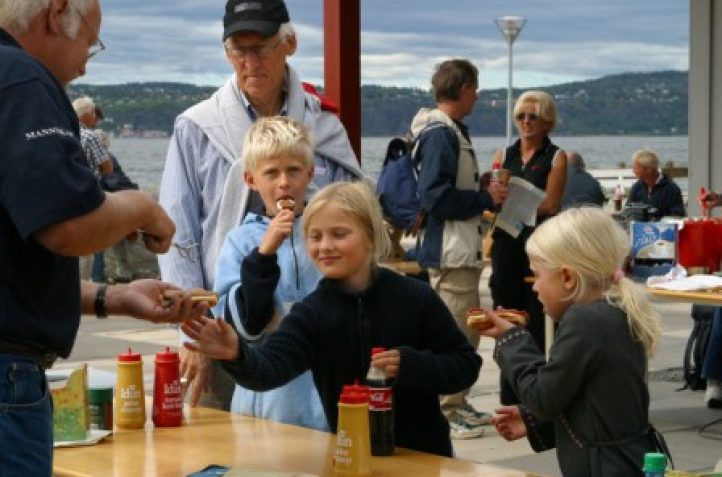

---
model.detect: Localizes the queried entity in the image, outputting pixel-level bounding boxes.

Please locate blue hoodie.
[214,212,328,431]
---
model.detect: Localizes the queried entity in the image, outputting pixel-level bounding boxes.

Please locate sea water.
[112,135,689,193]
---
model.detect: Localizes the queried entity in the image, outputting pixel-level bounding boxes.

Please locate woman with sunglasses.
[488,90,568,405]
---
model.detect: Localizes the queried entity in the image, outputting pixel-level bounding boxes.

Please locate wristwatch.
[94,284,108,319]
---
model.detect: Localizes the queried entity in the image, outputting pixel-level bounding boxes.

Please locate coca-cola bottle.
[366,347,395,456]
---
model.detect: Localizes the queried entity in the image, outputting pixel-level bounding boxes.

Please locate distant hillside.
[69,70,687,137]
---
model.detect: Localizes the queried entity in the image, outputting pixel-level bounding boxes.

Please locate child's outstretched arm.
[184,304,315,393]
[182,315,240,361]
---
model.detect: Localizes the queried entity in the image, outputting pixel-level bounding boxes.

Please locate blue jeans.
[702,307,722,381]
[0,354,52,476]
[92,251,105,282]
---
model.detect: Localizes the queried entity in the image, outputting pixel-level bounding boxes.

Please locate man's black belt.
[0,341,58,369]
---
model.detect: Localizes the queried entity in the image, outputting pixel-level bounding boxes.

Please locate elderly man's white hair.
[72,96,96,117]
[0,0,95,38]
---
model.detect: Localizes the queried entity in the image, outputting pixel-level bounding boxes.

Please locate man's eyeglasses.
[515,112,540,122]
[225,36,283,60]
[72,7,105,59]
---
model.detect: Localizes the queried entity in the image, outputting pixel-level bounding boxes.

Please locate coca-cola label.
[369,387,392,411]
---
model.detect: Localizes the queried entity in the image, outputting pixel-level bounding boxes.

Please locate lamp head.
[495,16,527,44]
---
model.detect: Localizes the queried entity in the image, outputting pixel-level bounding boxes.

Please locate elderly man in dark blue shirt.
[0,1,207,474]
[628,148,685,219]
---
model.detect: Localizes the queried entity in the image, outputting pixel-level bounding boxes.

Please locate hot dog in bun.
[467,307,529,331]
[161,288,219,307]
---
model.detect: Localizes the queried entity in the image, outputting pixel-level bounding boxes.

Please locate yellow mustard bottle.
[114,348,146,429]
[333,388,372,477]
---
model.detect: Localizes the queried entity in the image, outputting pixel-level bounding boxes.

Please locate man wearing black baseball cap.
[159,0,362,429]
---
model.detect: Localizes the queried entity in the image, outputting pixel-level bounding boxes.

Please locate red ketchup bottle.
[152,347,183,427]
[366,347,395,456]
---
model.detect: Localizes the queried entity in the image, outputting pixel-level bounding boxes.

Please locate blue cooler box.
[629,221,677,279]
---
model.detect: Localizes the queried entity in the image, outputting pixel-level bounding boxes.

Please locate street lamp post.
[495,16,526,145]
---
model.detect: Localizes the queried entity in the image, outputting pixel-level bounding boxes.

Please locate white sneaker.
[456,402,493,426]
[448,412,486,439]
[705,378,722,409]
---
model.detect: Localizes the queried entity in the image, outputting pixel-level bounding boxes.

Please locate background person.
[489,90,568,405]
[183,181,482,457]
[95,127,142,283]
[411,58,506,439]
[628,148,685,219]
[158,0,362,410]
[561,150,605,209]
[73,95,113,283]
[698,188,722,408]
[0,1,207,474]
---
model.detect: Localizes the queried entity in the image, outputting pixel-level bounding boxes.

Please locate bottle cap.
[88,387,113,403]
[370,347,386,356]
[117,348,142,362]
[339,391,368,404]
[155,346,179,363]
[343,382,369,397]
[643,452,667,472]
[492,162,500,170]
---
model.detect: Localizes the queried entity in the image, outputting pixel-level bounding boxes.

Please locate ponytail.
[608,276,661,358]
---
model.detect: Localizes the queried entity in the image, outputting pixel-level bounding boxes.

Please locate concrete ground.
[57,268,722,476]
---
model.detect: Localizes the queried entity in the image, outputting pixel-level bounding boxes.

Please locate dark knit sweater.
[221,266,481,456]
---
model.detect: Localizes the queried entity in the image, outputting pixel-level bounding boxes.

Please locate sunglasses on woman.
[515,112,540,121]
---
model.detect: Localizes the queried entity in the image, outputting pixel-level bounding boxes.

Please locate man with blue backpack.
[410,58,507,439]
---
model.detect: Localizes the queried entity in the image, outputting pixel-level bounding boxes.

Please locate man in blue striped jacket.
[411,58,506,440]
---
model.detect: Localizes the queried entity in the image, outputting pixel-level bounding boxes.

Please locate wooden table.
[54,407,546,477]
[647,287,722,306]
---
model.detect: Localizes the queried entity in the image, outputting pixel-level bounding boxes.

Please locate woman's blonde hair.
[241,116,314,172]
[302,181,392,265]
[526,207,661,357]
[513,90,557,133]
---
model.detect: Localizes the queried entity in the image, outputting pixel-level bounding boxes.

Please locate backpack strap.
[410,121,456,167]
[407,121,455,236]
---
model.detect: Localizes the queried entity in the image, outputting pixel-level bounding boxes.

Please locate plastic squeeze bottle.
[613,179,625,212]
[333,389,372,476]
[115,348,146,429]
[366,347,395,456]
[642,452,667,477]
[152,347,183,427]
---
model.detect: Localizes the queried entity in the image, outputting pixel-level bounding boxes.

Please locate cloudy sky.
[86,0,689,90]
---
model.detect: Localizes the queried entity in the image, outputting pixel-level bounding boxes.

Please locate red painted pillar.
[323,0,361,161]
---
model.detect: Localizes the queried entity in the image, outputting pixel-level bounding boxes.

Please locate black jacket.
[221,267,481,456]
[495,301,656,476]
[628,173,685,218]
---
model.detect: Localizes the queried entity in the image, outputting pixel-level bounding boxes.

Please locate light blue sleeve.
[158,118,206,290]
[212,226,264,341]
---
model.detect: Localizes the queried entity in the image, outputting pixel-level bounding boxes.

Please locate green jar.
[88,387,114,431]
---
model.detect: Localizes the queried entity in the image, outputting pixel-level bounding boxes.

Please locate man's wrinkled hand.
[109,279,208,324]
